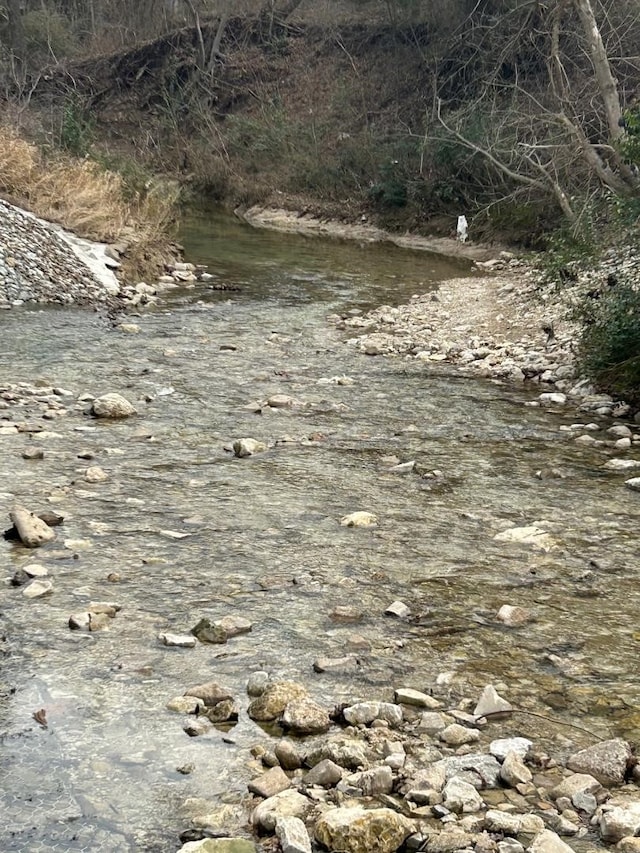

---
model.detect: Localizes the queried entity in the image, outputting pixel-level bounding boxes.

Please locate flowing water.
[1,211,639,852]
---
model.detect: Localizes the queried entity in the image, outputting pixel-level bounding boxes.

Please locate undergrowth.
[0,124,180,282]
[575,279,640,404]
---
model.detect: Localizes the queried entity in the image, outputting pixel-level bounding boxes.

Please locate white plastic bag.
[456,215,468,243]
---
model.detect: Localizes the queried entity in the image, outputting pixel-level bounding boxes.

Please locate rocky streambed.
[2,209,640,853]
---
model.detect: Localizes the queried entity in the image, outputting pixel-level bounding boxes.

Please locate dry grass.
[0,124,179,280]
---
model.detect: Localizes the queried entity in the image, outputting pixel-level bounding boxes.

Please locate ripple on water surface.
[1,216,639,850]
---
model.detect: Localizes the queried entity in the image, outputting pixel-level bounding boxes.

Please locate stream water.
[1,211,639,852]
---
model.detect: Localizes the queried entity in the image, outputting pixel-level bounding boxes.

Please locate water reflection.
[177,208,473,309]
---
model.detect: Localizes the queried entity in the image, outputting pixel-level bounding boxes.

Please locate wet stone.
[313,654,359,673]
[343,700,403,727]
[395,687,442,709]
[206,699,238,724]
[22,578,53,598]
[489,737,532,762]
[214,614,252,637]
[167,696,204,714]
[191,618,228,644]
[385,599,410,618]
[85,465,109,482]
[246,671,270,697]
[252,790,312,832]
[314,807,413,853]
[89,612,112,630]
[23,562,48,577]
[11,569,31,586]
[275,740,302,771]
[474,685,513,719]
[22,447,44,459]
[248,681,308,722]
[158,632,197,648]
[184,681,234,707]
[340,511,378,527]
[248,766,291,799]
[233,438,267,458]
[91,393,137,418]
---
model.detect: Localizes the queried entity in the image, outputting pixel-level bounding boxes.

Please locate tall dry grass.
[0,125,179,279]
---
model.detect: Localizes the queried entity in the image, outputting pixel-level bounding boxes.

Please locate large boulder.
[314,807,412,853]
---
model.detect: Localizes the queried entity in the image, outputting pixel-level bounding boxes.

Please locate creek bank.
[237,205,497,263]
[172,671,640,853]
[0,197,208,309]
[240,204,640,422]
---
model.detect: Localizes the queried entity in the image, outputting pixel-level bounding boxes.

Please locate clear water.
[1,210,638,851]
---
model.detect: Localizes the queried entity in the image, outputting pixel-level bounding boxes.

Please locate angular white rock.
[474,685,513,719]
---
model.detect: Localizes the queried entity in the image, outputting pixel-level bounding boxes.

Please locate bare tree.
[433,0,639,224]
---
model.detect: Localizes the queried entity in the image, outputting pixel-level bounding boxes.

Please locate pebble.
[395,688,442,709]
[233,438,267,457]
[340,511,378,527]
[385,600,411,618]
[158,633,197,648]
[22,578,53,598]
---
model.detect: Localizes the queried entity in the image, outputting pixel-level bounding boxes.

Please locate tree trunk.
[573,0,624,142]
[6,0,25,66]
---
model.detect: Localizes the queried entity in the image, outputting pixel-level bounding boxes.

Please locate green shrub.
[368,160,408,207]
[576,281,640,402]
[60,97,94,156]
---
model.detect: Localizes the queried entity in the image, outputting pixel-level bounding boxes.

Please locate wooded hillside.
[1,1,639,243]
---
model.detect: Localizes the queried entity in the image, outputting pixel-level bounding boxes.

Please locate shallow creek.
[1,212,639,852]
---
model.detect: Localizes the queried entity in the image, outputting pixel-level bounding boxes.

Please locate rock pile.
[0,198,120,306]
[333,249,640,418]
[173,675,640,853]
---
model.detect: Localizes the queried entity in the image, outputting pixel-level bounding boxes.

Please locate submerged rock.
[248,681,308,722]
[233,438,267,458]
[184,681,234,707]
[493,525,555,551]
[340,511,378,528]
